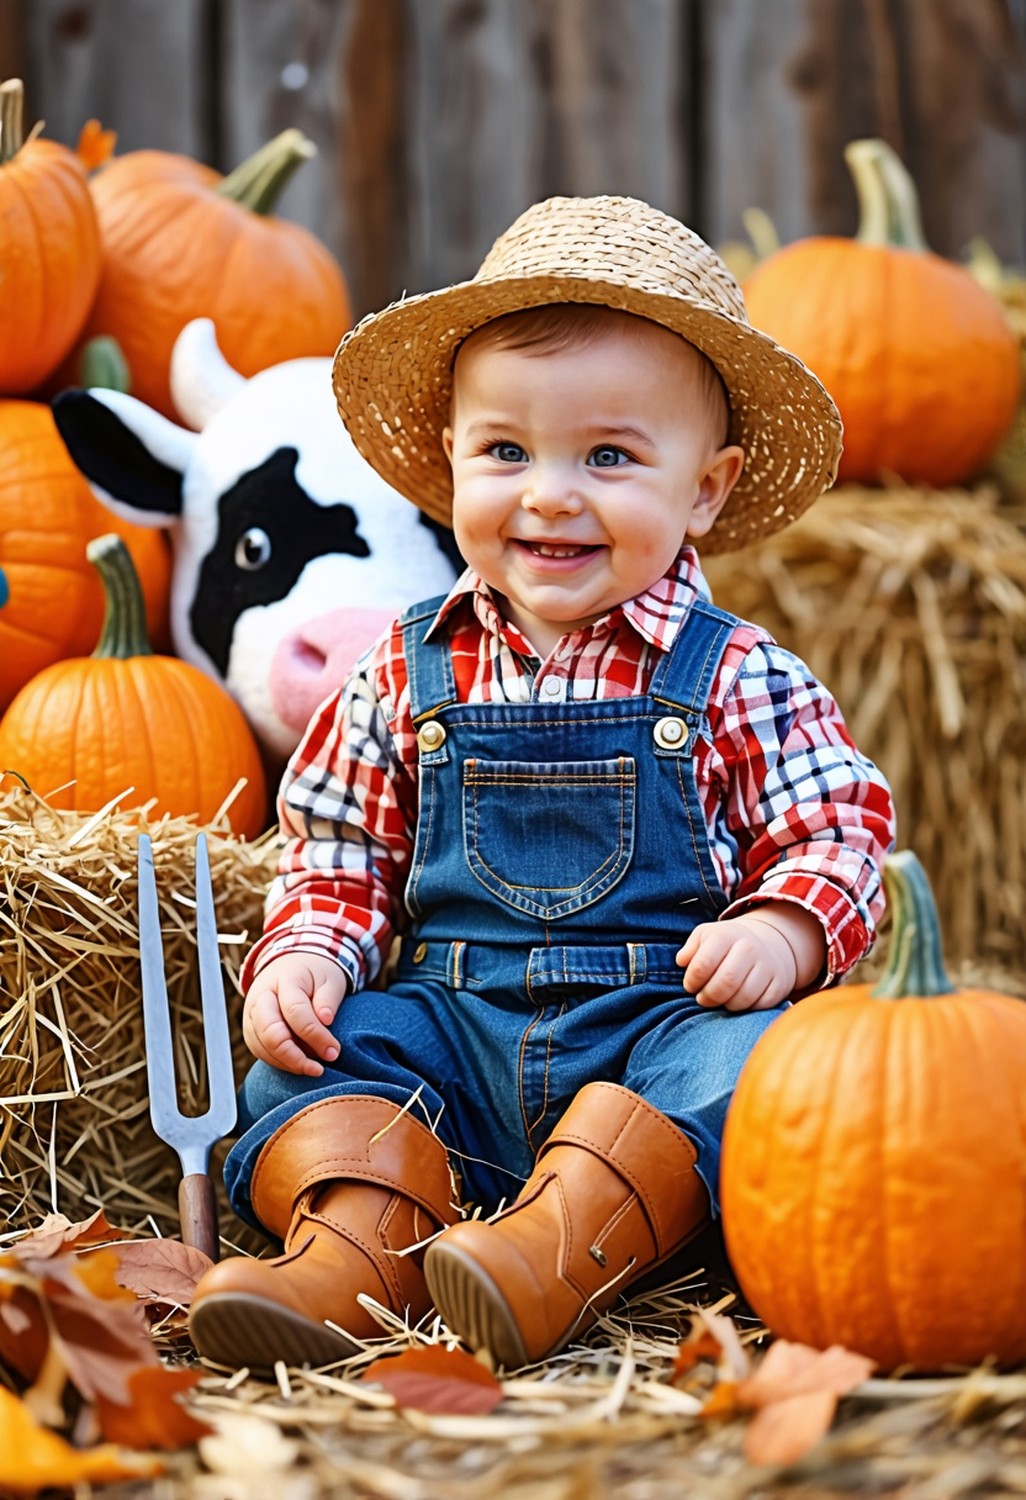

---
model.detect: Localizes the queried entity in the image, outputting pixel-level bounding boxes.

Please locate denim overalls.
[225,595,787,1227]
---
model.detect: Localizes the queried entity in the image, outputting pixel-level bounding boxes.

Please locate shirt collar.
[423,546,711,654]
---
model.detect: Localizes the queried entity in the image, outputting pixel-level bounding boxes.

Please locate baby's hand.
[242,954,350,1076]
[676,905,826,1013]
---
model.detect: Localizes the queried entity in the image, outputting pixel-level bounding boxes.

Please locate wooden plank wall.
[3,0,1025,320]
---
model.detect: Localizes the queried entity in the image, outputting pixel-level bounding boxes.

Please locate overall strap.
[397,595,458,723]
[648,599,742,716]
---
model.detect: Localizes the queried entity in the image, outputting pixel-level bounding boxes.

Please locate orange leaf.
[699,1380,742,1418]
[363,1345,503,1414]
[0,1386,163,1493]
[9,1254,159,1401]
[11,1211,132,1262]
[744,1390,840,1467]
[672,1328,724,1379]
[736,1341,875,1408]
[69,1247,137,1304]
[701,1340,876,1468]
[94,1365,213,1451]
[76,118,117,171]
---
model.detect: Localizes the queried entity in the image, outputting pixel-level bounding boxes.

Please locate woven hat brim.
[332,273,842,554]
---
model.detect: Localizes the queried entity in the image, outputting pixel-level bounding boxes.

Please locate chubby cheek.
[452,504,500,577]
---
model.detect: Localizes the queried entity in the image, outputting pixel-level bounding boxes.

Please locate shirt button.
[541,677,565,701]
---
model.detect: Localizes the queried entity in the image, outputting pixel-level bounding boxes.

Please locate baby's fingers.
[676,923,734,996]
[243,990,327,1077]
[276,977,340,1063]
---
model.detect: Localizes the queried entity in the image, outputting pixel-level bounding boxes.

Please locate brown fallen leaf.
[363,1345,504,1415]
[0,1386,162,1494]
[744,1389,842,1467]
[672,1308,753,1394]
[738,1340,876,1406]
[700,1340,875,1467]
[91,1238,213,1309]
[672,1327,724,1379]
[2,1248,158,1402]
[9,1210,133,1261]
[94,1365,213,1450]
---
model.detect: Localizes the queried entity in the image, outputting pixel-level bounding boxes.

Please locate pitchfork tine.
[137,834,237,1262]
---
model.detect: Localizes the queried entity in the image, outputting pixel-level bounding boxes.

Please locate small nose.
[522,463,583,515]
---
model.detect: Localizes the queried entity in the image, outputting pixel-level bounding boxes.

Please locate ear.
[442,425,455,465]
[684,444,745,539]
[52,389,198,526]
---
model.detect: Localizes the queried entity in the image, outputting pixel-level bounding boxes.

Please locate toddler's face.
[442,313,744,658]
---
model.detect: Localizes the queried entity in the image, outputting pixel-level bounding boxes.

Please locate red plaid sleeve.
[241,620,418,992]
[699,633,896,984]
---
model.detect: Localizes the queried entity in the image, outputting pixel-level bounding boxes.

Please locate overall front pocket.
[462,756,636,919]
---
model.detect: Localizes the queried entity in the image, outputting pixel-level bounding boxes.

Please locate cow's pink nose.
[269,608,395,733]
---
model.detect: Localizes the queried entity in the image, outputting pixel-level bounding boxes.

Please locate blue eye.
[589,445,628,468]
[492,442,527,463]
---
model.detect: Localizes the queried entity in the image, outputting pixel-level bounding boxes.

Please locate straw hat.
[332,195,842,553]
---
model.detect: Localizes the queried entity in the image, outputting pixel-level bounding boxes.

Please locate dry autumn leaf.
[95,1238,213,1309]
[363,1345,504,1415]
[700,1339,875,1467]
[93,1365,212,1450]
[673,1308,752,1384]
[76,117,117,171]
[1,1220,212,1456]
[0,1386,163,1494]
[11,1210,133,1260]
[1,1246,155,1398]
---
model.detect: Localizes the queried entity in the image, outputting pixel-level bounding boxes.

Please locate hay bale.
[0,786,279,1238]
[706,481,1026,976]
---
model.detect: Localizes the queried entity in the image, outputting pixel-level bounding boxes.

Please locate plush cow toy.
[53,320,461,764]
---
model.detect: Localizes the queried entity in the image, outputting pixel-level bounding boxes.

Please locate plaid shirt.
[245,547,895,993]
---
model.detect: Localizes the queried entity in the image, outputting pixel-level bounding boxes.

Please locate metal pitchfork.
[137,833,237,1262]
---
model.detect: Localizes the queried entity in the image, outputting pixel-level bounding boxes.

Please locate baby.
[189,195,895,1373]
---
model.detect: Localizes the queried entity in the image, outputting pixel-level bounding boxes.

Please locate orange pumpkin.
[67,129,351,419]
[721,850,1026,1371]
[0,79,101,394]
[743,139,1022,488]
[0,534,267,837]
[0,400,171,712]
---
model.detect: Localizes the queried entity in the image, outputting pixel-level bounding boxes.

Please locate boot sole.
[424,1241,530,1370]
[189,1292,362,1374]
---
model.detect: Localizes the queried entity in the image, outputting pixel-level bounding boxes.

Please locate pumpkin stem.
[845,138,929,253]
[216,128,317,215]
[741,207,781,262]
[0,78,25,165]
[87,534,153,661]
[78,335,132,394]
[871,849,955,999]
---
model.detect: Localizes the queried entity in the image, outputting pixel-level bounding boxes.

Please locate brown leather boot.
[424,1083,707,1369]
[189,1095,459,1371]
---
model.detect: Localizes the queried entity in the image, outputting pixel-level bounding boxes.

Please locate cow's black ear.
[52,390,186,520]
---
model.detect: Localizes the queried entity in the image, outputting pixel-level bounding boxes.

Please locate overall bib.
[225,596,787,1227]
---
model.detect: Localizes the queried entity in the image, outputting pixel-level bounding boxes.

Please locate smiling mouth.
[517,541,602,558]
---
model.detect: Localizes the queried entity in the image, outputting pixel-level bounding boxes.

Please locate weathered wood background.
[2,0,1025,319]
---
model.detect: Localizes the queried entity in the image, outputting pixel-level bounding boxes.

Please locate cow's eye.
[235,528,272,570]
